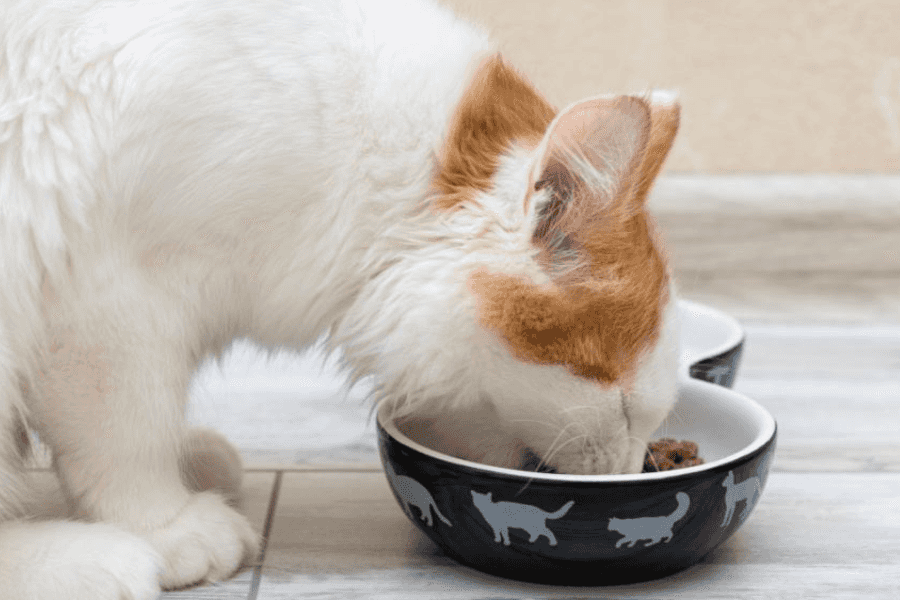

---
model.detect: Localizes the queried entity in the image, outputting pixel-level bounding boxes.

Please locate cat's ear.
[469,93,678,385]
[632,91,680,202]
[433,54,556,211]
[529,92,679,271]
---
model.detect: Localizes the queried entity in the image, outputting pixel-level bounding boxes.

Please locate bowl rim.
[377,376,776,483]
[677,298,745,368]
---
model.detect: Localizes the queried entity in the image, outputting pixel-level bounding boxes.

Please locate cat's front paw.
[144,492,259,590]
[0,520,161,600]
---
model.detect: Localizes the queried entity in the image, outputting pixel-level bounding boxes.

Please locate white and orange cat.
[0,0,680,597]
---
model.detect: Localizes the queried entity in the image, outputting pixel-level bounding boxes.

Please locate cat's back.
[0,0,491,244]
[0,0,494,344]
[1,0,489,125]
[1,0,360,129]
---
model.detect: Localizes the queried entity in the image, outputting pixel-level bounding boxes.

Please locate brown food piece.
[642,438,704,472]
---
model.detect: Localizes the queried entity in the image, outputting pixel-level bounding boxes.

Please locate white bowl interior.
[378,377,775,482]
[651,377,773,468]
[678,299,744,366]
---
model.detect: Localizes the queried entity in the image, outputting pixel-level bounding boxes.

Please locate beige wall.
[442,0,900,173]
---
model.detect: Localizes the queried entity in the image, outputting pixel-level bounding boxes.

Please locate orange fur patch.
[432,54,556,211]
[469,96,679,385]
[634,99,681,203]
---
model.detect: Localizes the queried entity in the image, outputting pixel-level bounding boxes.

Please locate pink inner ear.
[533,96,651,202]
[530,96,652,276]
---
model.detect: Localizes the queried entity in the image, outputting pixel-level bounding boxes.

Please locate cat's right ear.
[528,96,649,257]
[528,92,679,274]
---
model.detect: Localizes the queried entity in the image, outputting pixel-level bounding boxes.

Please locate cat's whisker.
[669,407,687,427]
[538,430,591,473]
[655,407,687,438]
[623,434,651,448]
[507,417,565,432]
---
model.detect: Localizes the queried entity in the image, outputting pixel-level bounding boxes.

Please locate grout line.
[248,470,283,600]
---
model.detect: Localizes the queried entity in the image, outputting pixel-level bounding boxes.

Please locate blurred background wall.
[442,0,900,173]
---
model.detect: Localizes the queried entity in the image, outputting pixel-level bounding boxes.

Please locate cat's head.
[340,54,680,476]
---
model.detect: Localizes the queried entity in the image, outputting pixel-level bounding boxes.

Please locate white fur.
[0,520,162,599]
[0,0,676,597]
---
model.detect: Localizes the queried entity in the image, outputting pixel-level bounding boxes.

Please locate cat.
[0,0,681,597]
[607,491,690,548]
[471,491,574,547]
[720,470,761,528]
[383,463,452,528]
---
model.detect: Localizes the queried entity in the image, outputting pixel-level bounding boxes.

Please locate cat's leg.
[739,498,752,520]
[0,520,163,600]
[181,427,246,507]
[490,525,502,544]
[0,368,161,599]
[30,286,258,591]
[750,482,762,508]
[543,529,558,547]
[500,527,511,546]
[0,379,32,523]
[721,498,734,527]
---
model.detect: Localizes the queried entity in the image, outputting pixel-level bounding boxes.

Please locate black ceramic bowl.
[377,301,775,585]
[679,298,745,389]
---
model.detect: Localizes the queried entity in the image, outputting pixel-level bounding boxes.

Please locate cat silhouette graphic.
[755,446,774,484]
[471,491,574,547]
[720,470,760,528]
[384,463,451,528]
[608,491,690,548]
